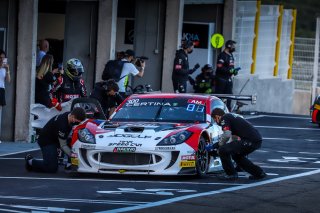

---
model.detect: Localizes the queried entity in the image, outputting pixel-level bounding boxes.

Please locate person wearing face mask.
[215,40,241,111]
[172,40,200,93]
[90,79,124,119]
[194,64,215,94]
[117,49,145,97]
[24,107,86,173]
[211,108,266,181]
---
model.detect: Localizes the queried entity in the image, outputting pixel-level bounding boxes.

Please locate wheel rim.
[196,137,208,174]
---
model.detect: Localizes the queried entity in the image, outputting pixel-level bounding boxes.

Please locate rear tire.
[196,136,209,177]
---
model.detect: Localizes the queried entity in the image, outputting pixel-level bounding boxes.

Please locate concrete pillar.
[222,0,236,40]
[15,0,38,141]
[162,0,184,93]
[95,0,118,82]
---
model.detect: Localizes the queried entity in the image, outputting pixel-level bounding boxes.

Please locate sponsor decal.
[113,147,136,153]
[155,146,176,151]
[181,155,196,161]
[64,94,80,99]
[108,134,152,139]
[108,141,142,147]
[71,157,79,166]
[125,102,172,107]
[118,169,126,174]
[187,99,205,105]
[81,144,96,149]
[180,161,196,168]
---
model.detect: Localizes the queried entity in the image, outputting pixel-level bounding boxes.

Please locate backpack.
[102,59,128,82]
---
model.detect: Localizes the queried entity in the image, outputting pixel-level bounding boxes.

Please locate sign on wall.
[182,23,209,49]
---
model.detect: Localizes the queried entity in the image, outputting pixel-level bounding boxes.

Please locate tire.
[196,136,209,177]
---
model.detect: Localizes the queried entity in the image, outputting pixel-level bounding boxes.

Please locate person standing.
[117,49,145,97]
[0,50,11,141]
[35,54,60,109]
[51,58,87,103]
[172,40,200,93]
[25,107,86,173]
[211,108,266,180]
[215,40,240,110]
[36,39,49,67]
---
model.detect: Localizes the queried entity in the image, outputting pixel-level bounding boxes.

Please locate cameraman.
[118,49,145,97]
[172,40,200,93]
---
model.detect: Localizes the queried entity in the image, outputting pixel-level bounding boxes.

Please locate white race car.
[69,93,231,177]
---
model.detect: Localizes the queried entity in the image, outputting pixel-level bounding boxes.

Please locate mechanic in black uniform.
[172,40,200,93]
[193,64,215,94]
[51,58,87,103]
[215,40,240,110]
[211,108,266,180]
[25,107,86,173]
[90,79,124,119]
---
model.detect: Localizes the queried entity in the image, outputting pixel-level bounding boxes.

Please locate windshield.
[111,97,206,123]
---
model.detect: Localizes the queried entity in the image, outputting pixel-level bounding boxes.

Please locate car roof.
[128,93,221,102]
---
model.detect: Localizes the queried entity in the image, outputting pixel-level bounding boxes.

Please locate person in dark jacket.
[172,40,200,93]
[90,79,124,119]
[25,107,86,173]
[51,58,87,103]
[215,40,240,110]
[194,64,215,94]
[211,108,266,180]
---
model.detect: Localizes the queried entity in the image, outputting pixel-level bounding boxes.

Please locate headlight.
[157,130,192,146]
[78,128,95,144]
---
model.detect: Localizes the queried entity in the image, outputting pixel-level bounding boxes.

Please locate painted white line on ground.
[245,115,266,120]
[255,125,319,130]
[255,115,310,119]
[0,196,147,206]
[0,148,40,157]
[261,165,320,170]
[0,176,243,186]
[96,169,320,213]
[263,137,293,140]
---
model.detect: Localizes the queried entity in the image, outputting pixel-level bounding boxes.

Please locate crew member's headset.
[225,40,236,48]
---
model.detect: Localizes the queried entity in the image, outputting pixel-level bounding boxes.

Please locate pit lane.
[0,113,320,213]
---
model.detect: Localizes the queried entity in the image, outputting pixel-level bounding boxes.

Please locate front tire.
[196,136,209,177]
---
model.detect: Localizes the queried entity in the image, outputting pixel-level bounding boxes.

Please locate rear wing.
[212,94,257,105]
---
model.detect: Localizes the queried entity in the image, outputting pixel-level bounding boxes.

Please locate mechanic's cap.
[202,64,213,72]
[125,49,135,57]
[225,40,236,48]
[182,40,194,49]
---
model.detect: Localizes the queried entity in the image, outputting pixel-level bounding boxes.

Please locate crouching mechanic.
[211,108,266,180]
[90,79,124,119]
[25,107,86,173]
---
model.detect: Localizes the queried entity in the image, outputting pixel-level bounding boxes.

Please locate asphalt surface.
[0,113,320,213]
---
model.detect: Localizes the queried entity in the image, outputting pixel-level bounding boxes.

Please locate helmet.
[65,58,84,81]
[225,40,236,48]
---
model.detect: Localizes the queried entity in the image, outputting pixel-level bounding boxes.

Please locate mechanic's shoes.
[218,173,238,181]
[25,154,33,172]
[249,172,267,180]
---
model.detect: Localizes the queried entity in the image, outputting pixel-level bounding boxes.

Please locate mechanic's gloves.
[193,63,200,71]
[51,98,62,111]
[230,67,241,76]
[205,142,219,152]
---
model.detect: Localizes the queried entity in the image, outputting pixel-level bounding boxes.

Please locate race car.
[69,93,229,177]
[310,95,320,126]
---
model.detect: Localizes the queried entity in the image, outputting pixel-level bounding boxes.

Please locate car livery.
[70,93,228,176]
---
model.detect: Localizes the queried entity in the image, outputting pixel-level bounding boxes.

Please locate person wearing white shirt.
[36,39,49,67]
[118,49,145,97]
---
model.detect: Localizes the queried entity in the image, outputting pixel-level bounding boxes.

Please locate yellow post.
[251,0,261,74]
[287,9,297,79]
[273,5,283,77]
